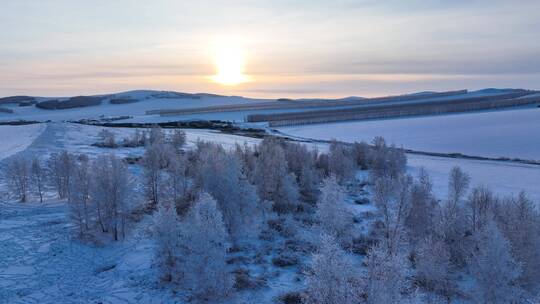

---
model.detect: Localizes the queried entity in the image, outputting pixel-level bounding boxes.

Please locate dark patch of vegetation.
[277,98,293,102]
[36,95,110,110]
[73,119,267,137]
[272,254,299,267]
[149,91,201,99]
[278,291,303,304]
[233,269,266,290]
[109,98,138,104]
[0,120,43,125]
[0,95,35,105]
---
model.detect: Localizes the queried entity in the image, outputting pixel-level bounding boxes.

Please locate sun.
[211,43,249,85]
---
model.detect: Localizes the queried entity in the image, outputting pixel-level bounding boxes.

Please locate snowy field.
[0,124,46,161]
[278,107,540,161]
[0,91,271,123]
[408,154,540,203]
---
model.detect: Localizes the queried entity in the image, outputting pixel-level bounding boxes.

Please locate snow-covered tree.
[90,154,130,240]
[447,166,470,207]
[415,237,453,296]
[198,145,263,243]
[47,151,75,199]
[298,162,320,204]
[406,168,437,242]
[141,142,174,206]
[372,174,412,253]
[328,140,356,184]
[163,153,188,206]
[253,139,299,213]
[97,129,116,147]
[369,137,406,180]
[316,176,354,243]
[365,242,410,304]
[68,154,92,236]
[30,156,46,203]
[154,201,181,282]
[177,193,233,300]
[169,129,186,152]
[469,219,522,304]
[148,125,165,146]
[5,155,30,202]
[303,234,360,304]
[495,192,540,291]
[467,185,495,233]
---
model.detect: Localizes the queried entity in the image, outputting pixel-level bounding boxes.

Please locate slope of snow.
[0,124,46,160]
[0,95,272,123]
[278,107,540,161]
[408,154,540,203]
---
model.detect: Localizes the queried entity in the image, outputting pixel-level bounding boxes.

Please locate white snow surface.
[408,154,540,203]
[278,107,540,161]
[0,124,46,160]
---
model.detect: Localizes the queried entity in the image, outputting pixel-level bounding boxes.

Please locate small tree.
[169,129,186,152]
[469,219,522,303]
[372,174,412,253]
[98,129,116,148]
[365,242,410,304]
[154,201,181,282]
[30,156,46,203]
[303,234,361,304]
[415,237,453,296]
[328,140,356,184]
[177,193,233,300]
[90,154,130,240]
[69,155,92,236]
[5,155,30,202]
[316,176,354,243]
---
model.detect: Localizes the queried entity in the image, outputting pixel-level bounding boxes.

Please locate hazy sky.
[1,0,539,98]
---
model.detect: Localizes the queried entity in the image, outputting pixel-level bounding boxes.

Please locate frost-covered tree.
[198,145,263,243]
[437,167,471,267]
[253,139,299,213]
[154,201,181,282]
[298,162,320,204]
[68,154,92,236]
[90,154,130,240]
[415,237,453,296]
[495,192,540,291]
[5,155,30,202]
[142,142,174,206]
[177,193,233,300]
[163,153,188,206]
[30,156,46,203]
[351,141,371,170]
[406,168,437,242]
[372,174,412,253]
[303,234,360,304]
[316,176,354,243]
[365,242,410,304]
[469,219,522,304]
[328,140,356,184]
[169,129,186,152]
[47,151,75,199]
[369,137,406,180]
[97,129,116,147]
[447,166,470,207]
[467,185,495,233]
[148,125,165,146]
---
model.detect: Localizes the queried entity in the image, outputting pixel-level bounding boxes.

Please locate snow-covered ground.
[278,107,540,161]
[408,154,540,203]
[0,92,271,123]
[0,124,46,161]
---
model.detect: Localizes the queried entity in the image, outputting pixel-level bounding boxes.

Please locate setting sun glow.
[211,43,249,85]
